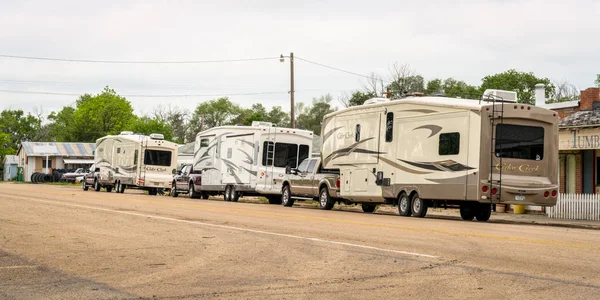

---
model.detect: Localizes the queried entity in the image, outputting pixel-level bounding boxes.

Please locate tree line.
[0,68,589,161]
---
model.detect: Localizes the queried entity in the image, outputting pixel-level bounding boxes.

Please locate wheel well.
[393,191,408,206]
[319,183,328,193]
[409,190,418,200]
[282,181,290,189]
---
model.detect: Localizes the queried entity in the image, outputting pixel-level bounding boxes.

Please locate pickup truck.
[171,164,208,199]
[82,165,97,191]
[280,157,340,210]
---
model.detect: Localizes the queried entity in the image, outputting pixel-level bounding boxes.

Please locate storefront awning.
[63,159,94,164]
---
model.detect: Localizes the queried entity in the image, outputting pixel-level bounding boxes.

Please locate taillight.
[491,188,497,195]
[551,190,557,197]
[336,178,340,188]
[481,186,488,193]
[544,191,549,197]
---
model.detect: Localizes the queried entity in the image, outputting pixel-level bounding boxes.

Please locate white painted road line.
[0,266,37,270]
[20,198,440,259]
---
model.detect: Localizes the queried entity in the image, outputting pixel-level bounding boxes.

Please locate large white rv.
[193,122,313,203]
[93,132,179,195]
[321,91,559,221]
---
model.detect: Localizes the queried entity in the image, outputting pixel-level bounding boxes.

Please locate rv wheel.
[410,195,428,218]
[361,203,377,213]
[459,202,476,221]
[281,185,294,207]
[94,179,101,192]
[398,193,411,217]
[118,182,125,194]
[475,203,492,222]
[231,187,240,202]
[223,186,231,201]
[318,187,334,210]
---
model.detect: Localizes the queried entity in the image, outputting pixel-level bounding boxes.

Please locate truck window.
[274,143,298,168]
[385,112,394,142]
[439,133,460,155]
[298,145,309,165]
[495,124,544,160]
[307,159,317,173]
[144,149,172,166]
[297,159,309,173]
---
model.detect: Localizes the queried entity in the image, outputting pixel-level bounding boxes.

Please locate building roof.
[18,142,96,157]
[539,100,579,110]
[2,155,18,164]
[559,109,600,128]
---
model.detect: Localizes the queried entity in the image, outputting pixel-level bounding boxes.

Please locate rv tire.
[83,180,89,191]
[361,203,377,213]
[231,187,240,202]
[118,181,125,193]
[318,187,334,210]
[460,202,476,221]
[476,203,492,222]
[398,193,411,216]
[410,195,428,218]
[94,179,101,192]
[281,185,294,207]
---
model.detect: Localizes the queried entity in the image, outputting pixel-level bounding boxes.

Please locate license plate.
[515,195,525,201]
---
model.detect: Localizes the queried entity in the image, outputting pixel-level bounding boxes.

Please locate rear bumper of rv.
[480,185,559,206]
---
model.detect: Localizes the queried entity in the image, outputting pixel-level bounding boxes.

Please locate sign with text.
[559,128,600,150]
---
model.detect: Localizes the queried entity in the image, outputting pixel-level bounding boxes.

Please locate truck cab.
[171,164,206,199]
[280,158,340,210]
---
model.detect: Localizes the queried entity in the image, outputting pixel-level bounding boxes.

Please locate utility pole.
[281,52,295,128]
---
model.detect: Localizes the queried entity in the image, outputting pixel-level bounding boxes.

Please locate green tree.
[152,104,189,144]
[0,132,16,159]
[0,109,42,149]
[130,117,174,141]
[266,106,290,127]
[47,106,76,142]
[71,87,135,142]
[347,91,376,107]
[595,74,600,87]
[442,78,481,99]
[187,97,241,141]
[296,94,335,134]
[233,103,268,125]
[425,79,443,95]
[480,69,555,104]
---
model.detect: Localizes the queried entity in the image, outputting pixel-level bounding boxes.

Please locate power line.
[0,54,279,64]
[294,56,375,80]
[0,89,291,98]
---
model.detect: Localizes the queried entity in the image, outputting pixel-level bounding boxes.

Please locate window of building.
[385,113,394,142]
[495,124,544,160]
[42,159,52,168]
[439,132,460,155]
[355,124,361,142]
[144,149,172,166]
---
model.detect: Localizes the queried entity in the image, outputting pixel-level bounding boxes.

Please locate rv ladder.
[488,95,504,203]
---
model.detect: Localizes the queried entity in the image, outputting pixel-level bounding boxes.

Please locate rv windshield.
[144,149,172,166]
[495,124,544,160]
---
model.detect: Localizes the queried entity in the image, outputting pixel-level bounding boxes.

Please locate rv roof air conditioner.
[252,121,274,127]
[362,97,390,105]
[481,89,518,103]
[120,131,134,135]
[149,133,165,140]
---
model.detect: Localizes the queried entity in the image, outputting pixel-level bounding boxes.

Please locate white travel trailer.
[193,122,313,203]
[93,132,179,195]
[321,91,559,221]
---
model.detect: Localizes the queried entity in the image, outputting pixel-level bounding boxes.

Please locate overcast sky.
[1,0,599,117]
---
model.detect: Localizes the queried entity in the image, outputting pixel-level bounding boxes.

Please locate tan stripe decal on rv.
[379,157,432,175]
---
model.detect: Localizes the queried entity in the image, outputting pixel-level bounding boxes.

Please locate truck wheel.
[362,203,377,213]
[318,187,334,210]
[94,179,101,192]
[83,180,89,191]
[410,194,428,218]
[189,183,200,199]
[476,203,492,222]
[231,187,240,202]
[106,186,113,193]
[398,193,411,217]
[460,202,476,221]
[281,185,294,207]
[201,192,209,199]
[171,182,179,197]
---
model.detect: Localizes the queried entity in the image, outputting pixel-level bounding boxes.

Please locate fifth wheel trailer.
[93,132,179,195]
[321,90,559,221]
[193,121,313,204]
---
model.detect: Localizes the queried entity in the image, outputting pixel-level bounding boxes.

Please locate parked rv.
[193,121,313,204]
[92,132,179,195]
[279,157,340,210]
[321,90,559,221]
[171,163,206,199]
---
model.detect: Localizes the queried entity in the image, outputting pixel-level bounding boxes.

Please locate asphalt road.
[1,183,599,299]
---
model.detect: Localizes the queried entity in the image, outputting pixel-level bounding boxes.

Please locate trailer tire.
[410,194,428,218]
[398,193,411,217]
[281,185,294,207]
[231,187,240,202]
[460,202,476,221]
[223,185,231,201]
[171,182,178,197]
[361,203,377,213]
[94,179,101,192]
[83,179,89,191]
[318,187,334,210]
[476,203,492,222]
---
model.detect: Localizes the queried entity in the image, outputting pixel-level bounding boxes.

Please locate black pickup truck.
[171,164,208,199]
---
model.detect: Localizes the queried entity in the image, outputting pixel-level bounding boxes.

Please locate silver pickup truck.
[280,157,340,210]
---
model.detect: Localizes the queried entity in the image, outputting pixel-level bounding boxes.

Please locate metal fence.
[546,194,600,221]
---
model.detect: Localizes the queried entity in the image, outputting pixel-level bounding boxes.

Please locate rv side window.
[298,145,309,165]
[200,139,209,148]
[355,124,361,142]
[274,143,298,168]
[227,148,232,159]
[134,150,138,165]
[439,133,460,155]
[117,147,121,154]
[385,113,393,142]
[262,141,274,166]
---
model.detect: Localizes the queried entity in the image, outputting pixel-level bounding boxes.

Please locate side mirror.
[291,168,298,175]
[172,169,177,175]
